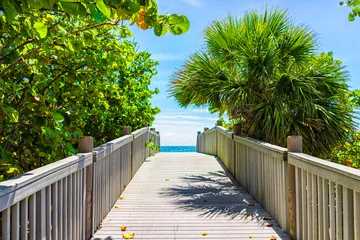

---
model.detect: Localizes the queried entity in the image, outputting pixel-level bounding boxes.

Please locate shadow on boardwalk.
[160,170,267,220]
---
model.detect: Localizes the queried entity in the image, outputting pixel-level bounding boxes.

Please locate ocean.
[160,146,196,152]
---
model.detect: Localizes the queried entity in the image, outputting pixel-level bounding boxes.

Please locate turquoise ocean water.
[160,146,196,152]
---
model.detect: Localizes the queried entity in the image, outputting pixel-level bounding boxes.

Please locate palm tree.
[169,8,355,157]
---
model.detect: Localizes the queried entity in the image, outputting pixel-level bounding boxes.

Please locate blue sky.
[130,0,360,146]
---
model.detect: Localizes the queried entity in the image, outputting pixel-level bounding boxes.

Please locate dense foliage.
[340,1,360,21]
[0,1,177,180]
[0,0,190,36]
[170,9,357,158]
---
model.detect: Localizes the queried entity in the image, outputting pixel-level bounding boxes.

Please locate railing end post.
[123,126,132,135]
[287,136,303,153]
[78,136,94,153]
[287,135,302,239]
[78,136,94,240]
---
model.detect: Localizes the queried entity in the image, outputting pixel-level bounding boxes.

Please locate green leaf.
[60,2,87,17]
[123,0,140,15]
[42,0,57,9]
[33,22,48,38]
[96,0,111,18]
[154,23,167,36]
[168,14,190,35]
[349,12,356,21]
[52,113,64,122]
[3,0,18,23]
[89,4,108,23]
[1,105,19,123]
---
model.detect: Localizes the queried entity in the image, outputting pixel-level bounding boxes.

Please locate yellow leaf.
[249,236,255,239]
[270,235,277,240]
[246,212,253,217]
[165,178,170,181]
[115,206,120,209]
[261,216,272,220]
[121,226,127,231]
[123,233,134,239]
[202,232,208,236]
[119,196,124,200]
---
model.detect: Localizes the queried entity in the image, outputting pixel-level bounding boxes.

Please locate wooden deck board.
[92,153,290,240]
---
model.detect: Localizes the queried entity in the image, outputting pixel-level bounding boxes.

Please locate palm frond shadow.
[160,170,271,226]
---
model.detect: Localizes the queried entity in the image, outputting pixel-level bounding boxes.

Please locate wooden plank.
[295,167,302,240]
[36,189,46,240]
[354,191,360,240]
[51,182,59,240]
[63,177,68,240]
[29,193,36,240]
[323,178,329,240]
[58,179,63,240]
[329,181,335,240]
[336,183,342,239]
[2,207,10,240]
[46,186,51,239]
[67,174,73,240]
[92,152,290,240]
[318,176,324,240]
[11,202,20,240]
[312,174,318,240]
[306,171,312,239]
[21,198,29,240]
[301,169,307,240]
[343,187,354,240]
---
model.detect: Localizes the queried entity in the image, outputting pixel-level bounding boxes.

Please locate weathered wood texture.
[0,127,153,240]
[197,127,289,235]
[289,153,360,240]
[92,153,290,240]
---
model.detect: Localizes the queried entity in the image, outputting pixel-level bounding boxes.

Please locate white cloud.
[157,115,217,121]
[151,53,186,61]
[190,108,210,113]
[182,0,201,7]
[155,120,203,126]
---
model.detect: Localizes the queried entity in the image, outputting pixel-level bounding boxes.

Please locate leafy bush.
[0,10,160,180]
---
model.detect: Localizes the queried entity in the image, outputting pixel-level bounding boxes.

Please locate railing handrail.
[289,152,360,191]
[132,127,149,139]
[215,126,233,139]
[234,135,287,158]
[0,152,92,212]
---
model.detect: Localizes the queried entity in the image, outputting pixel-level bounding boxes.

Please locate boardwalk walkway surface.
[92,153,290,240]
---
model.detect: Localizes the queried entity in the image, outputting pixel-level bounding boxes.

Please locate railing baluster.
[312,173,318,240]
[323,178,329,240]
[21,198,29,240]
[2,207,10,240]
[46,185,51,239]
[329,181,336,240]
[29,193,36,240]
[343,187,354,240]
[354,191,360,240]
[58,179,63,240]
[11,202,20,240]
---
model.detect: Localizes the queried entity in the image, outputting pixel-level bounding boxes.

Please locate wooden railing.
[197,126,289,234]
[0,127,160,240]
[197,125,360,240]
[289,153,360,240]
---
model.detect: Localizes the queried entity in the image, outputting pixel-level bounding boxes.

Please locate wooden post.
[287,135,302,239]
[204,127,209,131]
[78,136,94,240]
[216,120,222,126]
[123,126,132,135]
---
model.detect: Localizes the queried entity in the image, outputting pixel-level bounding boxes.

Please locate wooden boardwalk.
[92,153,290,240]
